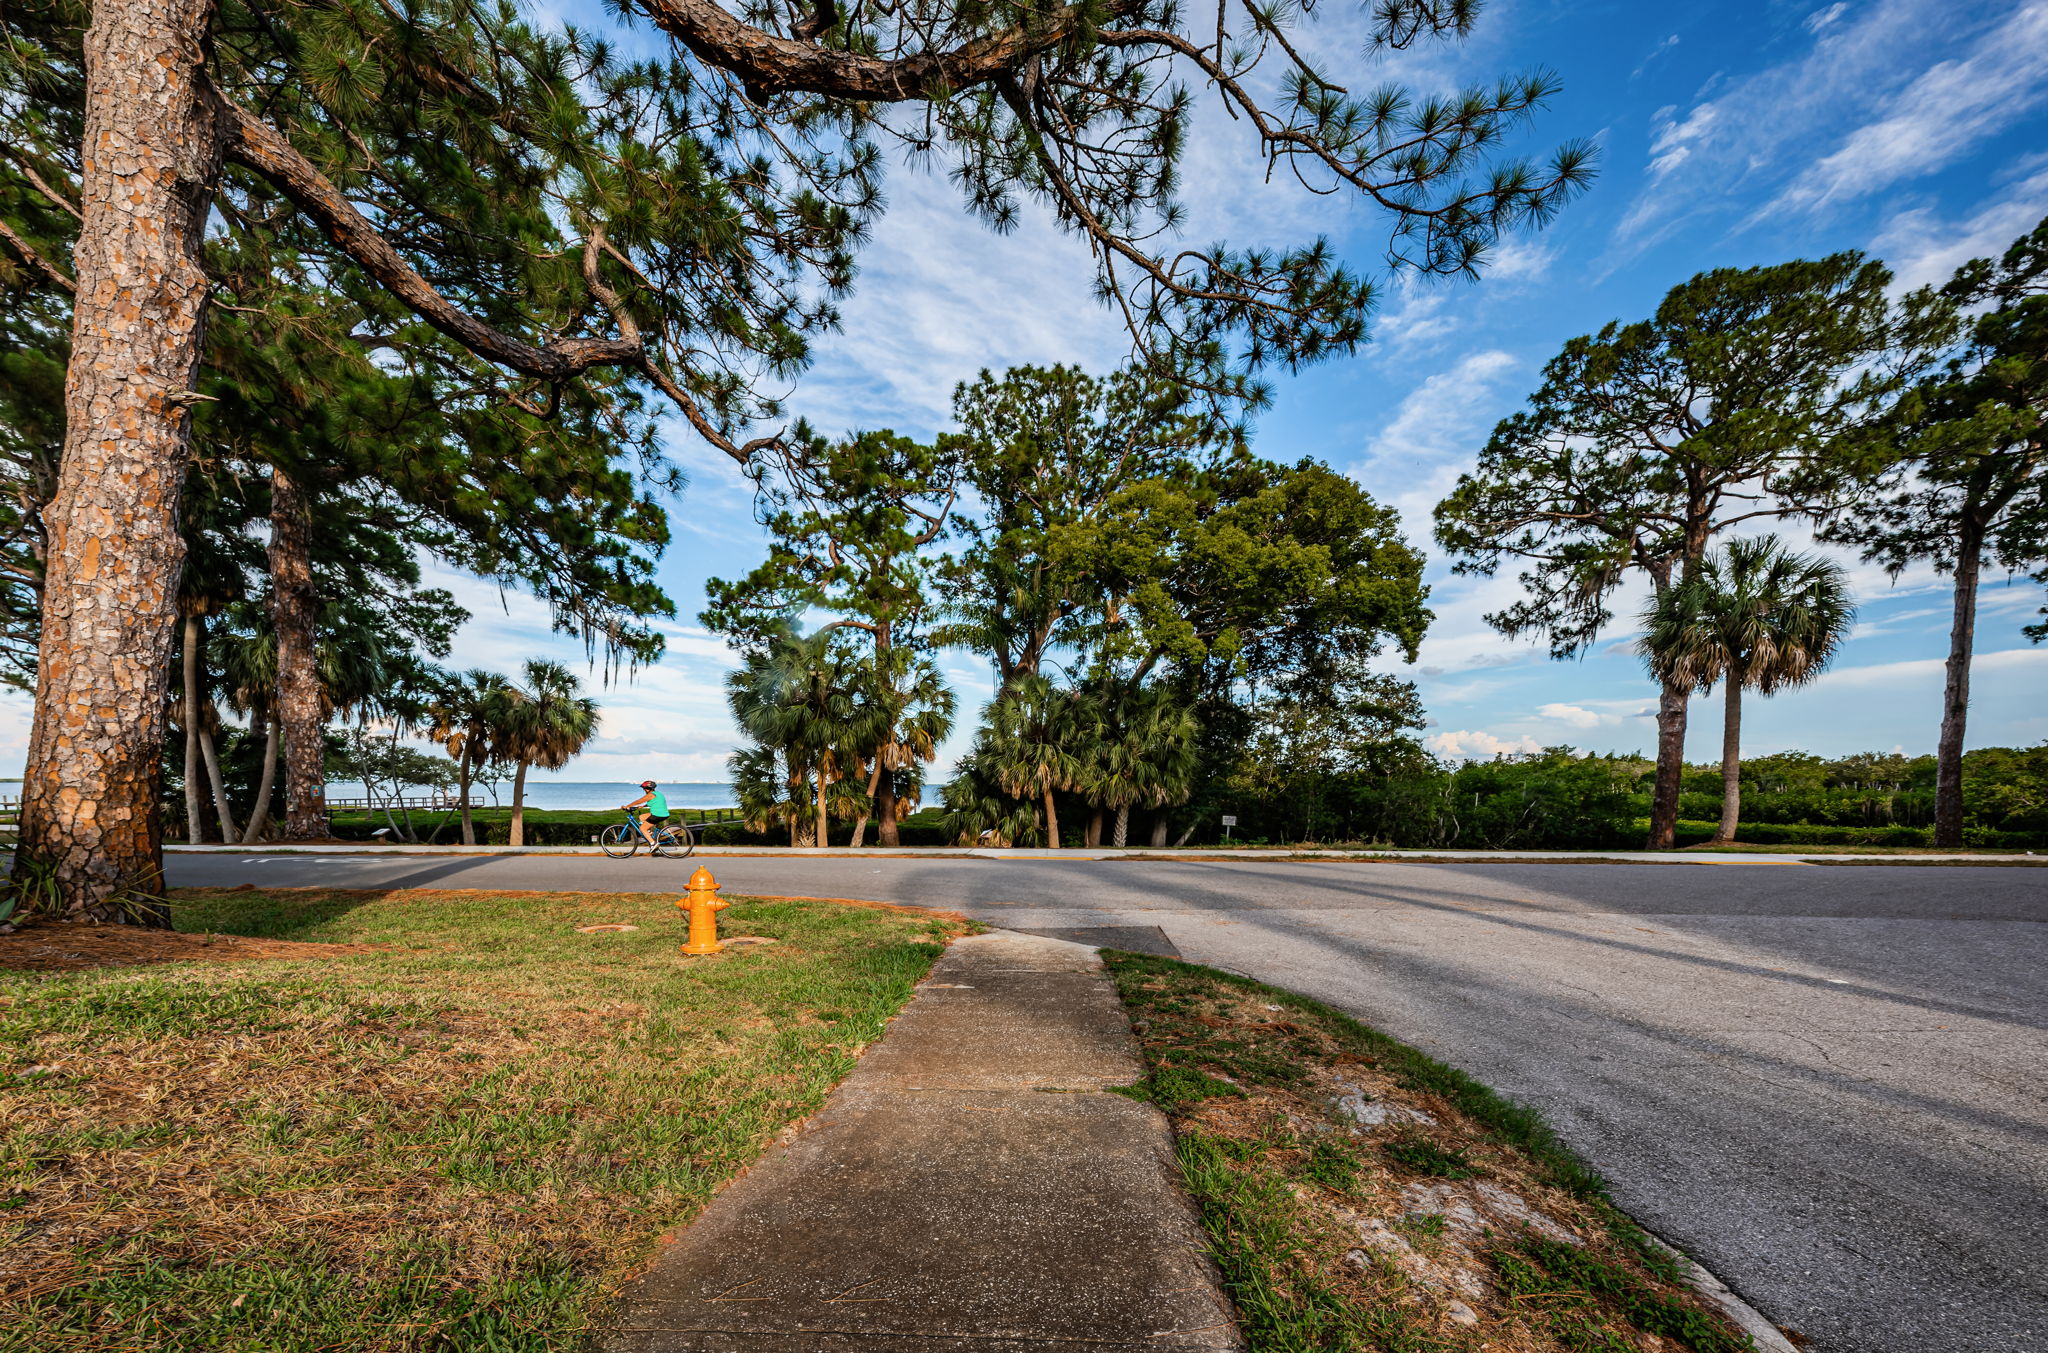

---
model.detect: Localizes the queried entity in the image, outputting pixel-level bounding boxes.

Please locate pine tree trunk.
[1934,538,1983,849]
[269,466,326,840]
[1042,788,1060,848]
[17,0,224,921]
[1646,677,1690,850]
[1113,804,1130,848]
[240,714,278,843]
[182,612,205,843]
[509,759,529,847]
[1714,673,1743,844]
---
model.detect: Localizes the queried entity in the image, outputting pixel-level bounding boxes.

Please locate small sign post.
[1221,814,1238,843]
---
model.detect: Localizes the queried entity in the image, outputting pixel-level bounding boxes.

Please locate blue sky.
[9,0,2047,785]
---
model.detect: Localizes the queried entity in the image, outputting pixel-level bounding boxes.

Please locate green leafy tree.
[1821,216,2048,846]
[4,0,1588,915]
[938,365,1229,685]
[1434,255,1904,849]
[496,661,600,848]
[1641,537,1854,844]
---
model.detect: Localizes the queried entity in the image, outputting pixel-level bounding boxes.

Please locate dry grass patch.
[1104,951,1757,1353]
[0,887,967,1352]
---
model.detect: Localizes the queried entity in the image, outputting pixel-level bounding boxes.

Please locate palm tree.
[851,649,956,848]
[497,660,599,847]
[426,670,510,845]
[1641,536,1855,844]
[214,612,280,842]
[1077,684,1200,848]
[982,675,1081,847]
[729,631,868,848]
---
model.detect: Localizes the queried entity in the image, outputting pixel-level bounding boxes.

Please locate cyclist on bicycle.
[624,780,670,848]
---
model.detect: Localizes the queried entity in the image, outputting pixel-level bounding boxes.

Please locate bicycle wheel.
[666,825,697,859]
[598,823,639,858]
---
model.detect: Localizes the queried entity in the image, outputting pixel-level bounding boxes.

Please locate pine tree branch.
[221,97,642,385]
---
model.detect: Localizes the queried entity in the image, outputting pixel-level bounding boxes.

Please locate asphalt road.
[167,851,2048,1353]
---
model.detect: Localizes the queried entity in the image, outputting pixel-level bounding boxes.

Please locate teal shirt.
[646,790,669,818]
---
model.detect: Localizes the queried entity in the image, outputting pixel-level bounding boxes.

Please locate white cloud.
[1777,3,2048,214]
[1425,728,1545,759]
[1806,3,1851,34]
[1536,702,1608,729]
[1614,0,2045,248]
[1869,161,2048,289]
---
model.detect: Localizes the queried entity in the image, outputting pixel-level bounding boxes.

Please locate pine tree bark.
[240,713,278,842]
[1934,534,1983,849]
[1646,677,1690,850]
[1714,673,1743,844]
[17,0,224,921]
[182,612,206,843]
[268,465,326,840]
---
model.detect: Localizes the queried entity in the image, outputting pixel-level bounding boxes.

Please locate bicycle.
[598,808,699,859]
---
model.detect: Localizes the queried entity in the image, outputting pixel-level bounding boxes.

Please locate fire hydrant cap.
[688,866,719,892]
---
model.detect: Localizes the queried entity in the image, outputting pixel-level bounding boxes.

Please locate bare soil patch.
[0,919,384,972]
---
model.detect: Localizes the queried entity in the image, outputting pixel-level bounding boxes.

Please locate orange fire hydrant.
[678,866,729,955]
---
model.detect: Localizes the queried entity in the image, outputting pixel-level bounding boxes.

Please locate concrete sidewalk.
[602,932,1241,1353]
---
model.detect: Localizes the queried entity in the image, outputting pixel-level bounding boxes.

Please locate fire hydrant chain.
[679,866,729,955]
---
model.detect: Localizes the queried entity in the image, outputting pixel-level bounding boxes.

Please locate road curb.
[1658,1238,1798,1352]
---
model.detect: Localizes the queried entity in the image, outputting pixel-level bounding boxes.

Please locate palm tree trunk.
[1113,804,1130,848]
[875,771,900,847]
[1647,677,1690,850]
[1715,673,1743,844]
[458,750,475,846]
[509,759,529,847]
[199,722,238,843]
[240,714,278,843]
[1084,807,1103,848]
[182,612,205,843]
[815,767,830,850]
[1042,788,1060,848]
[1149,813,1168,847]
[1934,537,1983,849]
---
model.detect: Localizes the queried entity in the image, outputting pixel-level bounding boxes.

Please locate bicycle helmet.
[640,780,657,789]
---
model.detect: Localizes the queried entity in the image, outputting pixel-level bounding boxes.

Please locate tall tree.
[497,661,599,848]
[938,366,1228,685]
[1821,217,2048,847]
[1640,536,1854,844]
[982,675,1082,847]
[706,428,957,844]
[4,0,1588,915]
[1433,255,1903,849]
[727,629,869,850]
[425,670,511,847]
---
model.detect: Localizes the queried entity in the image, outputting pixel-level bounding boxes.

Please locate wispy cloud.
[1615,0,2043,249]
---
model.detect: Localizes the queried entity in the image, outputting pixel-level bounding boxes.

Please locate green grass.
[1103,951,1748,1352]
[0,887,962,1351]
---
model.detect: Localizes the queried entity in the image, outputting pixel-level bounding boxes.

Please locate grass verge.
[1103,951,1758,1353]
[0,887,968,1351]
